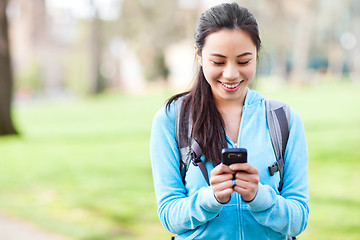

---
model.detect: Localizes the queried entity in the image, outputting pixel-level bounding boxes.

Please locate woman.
[150,2,309,239]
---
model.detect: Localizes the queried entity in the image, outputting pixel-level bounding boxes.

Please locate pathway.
[0,215,73,240]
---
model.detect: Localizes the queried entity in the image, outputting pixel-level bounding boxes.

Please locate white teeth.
[221,82,241,89]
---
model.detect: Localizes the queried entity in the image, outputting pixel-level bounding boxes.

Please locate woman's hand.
[210,164,235,204]
[230,163,259,202]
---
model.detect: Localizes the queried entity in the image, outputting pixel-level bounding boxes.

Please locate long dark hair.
[167,3,261,166]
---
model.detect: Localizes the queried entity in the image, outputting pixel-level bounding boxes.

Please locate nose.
[222,63,239,80]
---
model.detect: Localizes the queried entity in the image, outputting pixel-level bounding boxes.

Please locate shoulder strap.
[175,95,209,186]
[175,95,191,184]
[191,140,210,185]
[266,99,290,192]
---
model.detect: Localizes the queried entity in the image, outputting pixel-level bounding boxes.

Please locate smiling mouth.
[220,81,242,89]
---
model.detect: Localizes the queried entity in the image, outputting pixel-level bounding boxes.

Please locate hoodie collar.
[244,88,264,107]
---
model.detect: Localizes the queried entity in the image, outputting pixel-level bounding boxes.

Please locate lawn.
[0,81,359,240]
[0,92,172,240]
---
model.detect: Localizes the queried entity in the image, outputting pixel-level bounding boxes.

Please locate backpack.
[174,95,290,192]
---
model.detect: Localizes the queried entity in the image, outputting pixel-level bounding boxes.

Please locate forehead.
[202,29,256,56]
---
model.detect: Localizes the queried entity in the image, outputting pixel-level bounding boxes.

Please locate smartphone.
[221,148,247,165]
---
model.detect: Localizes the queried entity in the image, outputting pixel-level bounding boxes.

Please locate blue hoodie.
[150,89,309,240]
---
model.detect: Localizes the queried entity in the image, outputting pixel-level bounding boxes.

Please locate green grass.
[0,92,173,240]
[1,82,360,239]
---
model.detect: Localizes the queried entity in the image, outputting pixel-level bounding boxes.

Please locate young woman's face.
[198,29,257,104]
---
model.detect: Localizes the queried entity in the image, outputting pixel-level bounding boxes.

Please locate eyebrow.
[210,52,253,58]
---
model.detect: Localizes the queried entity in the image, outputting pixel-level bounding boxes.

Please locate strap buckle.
[191,139,203,166]
[191,153,201,166]
[268,162,279,176]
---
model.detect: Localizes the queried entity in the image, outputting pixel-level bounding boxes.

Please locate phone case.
[221,148,247,165]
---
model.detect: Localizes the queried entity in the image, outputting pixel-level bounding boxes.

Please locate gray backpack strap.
[175,95,192,184]
[175,95,209,185]
[266,99,290,192]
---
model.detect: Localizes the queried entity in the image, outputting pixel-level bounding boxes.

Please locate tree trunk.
[89,0,102,94]
[0,0,18,135]
[289,6,313,85]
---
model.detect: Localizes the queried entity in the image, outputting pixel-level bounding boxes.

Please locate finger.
[233,184,258,202]
[233,183,246,193]
[234,179,251,189]
[233,186,251,198]
[229,162,259,174]
[211,163,236,176]
[210,173,234,185]
[215,188,234,203]
[212,179,234,191]
[233,177,258,192]
[234,172,259,185]
[234,171,248,181]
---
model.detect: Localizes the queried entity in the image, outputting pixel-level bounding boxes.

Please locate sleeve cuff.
[199,186,224,212]
[248,183,276,212]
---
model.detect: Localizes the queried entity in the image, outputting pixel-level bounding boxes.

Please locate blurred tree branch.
[0,0,18,135]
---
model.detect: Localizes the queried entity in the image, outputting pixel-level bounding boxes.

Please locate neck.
[213,89,247,113]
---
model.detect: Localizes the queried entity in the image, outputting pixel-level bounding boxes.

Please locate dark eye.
[239,60,250,65]
[212,61,224,66]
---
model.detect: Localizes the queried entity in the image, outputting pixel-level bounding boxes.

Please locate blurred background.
[0,0,359,239]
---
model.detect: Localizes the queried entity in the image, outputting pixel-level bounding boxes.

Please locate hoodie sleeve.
[248,108,309,237]
[150,103,223,234]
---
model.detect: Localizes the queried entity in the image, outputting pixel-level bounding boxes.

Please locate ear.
[194,45,202,66]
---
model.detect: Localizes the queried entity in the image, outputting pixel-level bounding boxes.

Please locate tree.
[89,0,103,94]
[288,0,315,84]
[0,0,18,135]
[118,0,200,82]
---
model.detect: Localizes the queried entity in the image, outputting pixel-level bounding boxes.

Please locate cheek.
[202,64,222,82]
[242,62,257,79]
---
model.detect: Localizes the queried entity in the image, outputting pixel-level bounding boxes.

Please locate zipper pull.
[234,143,238,148]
